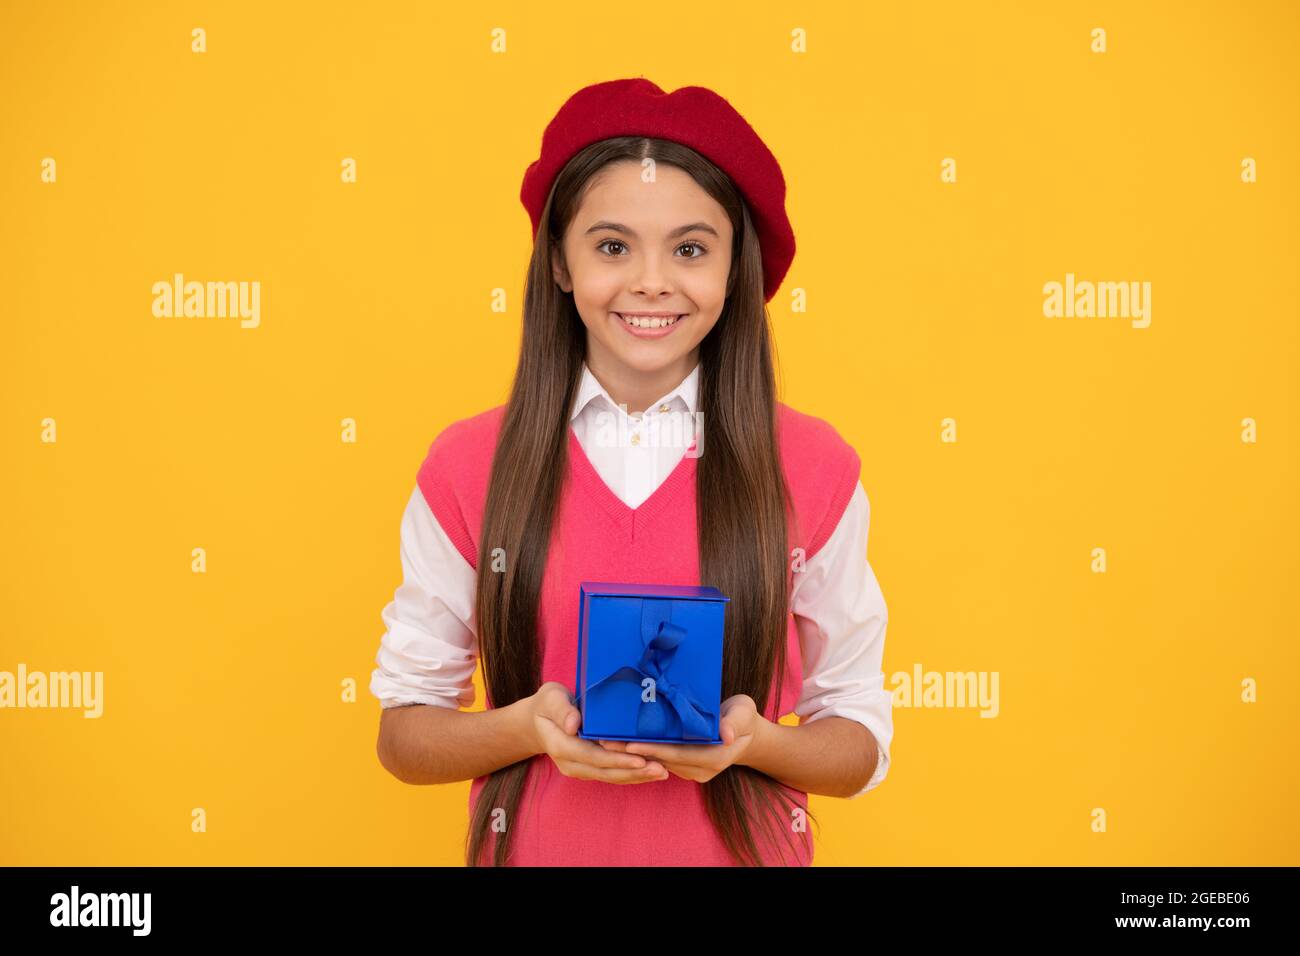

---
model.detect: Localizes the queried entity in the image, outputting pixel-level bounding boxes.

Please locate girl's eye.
[595,239,708,258]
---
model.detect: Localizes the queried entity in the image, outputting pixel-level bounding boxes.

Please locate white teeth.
[620,314,681,329]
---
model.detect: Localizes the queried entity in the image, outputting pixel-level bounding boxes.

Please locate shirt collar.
[570,361,701,422]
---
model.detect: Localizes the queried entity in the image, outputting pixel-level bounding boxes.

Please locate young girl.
[370,78,893,866]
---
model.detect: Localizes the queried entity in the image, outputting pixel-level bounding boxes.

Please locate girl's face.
[552,160,734,380]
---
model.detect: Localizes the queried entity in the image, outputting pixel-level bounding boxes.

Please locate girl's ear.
[551,248,573,293]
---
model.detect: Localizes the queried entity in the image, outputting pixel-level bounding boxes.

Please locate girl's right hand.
[526,681,669,784]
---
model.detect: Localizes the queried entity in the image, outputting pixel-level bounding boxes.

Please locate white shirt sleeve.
[369,485,479,710]
[791,480,893,797]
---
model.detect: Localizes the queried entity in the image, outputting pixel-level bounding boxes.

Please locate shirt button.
[658,403,670,412]
[631,432,640,446]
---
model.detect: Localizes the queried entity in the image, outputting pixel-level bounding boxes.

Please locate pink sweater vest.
[417,401,861,866]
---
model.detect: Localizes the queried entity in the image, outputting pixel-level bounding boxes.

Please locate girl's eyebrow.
[584,220,720,240]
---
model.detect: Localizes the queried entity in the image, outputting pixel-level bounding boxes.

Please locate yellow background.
[2,0,1296,865]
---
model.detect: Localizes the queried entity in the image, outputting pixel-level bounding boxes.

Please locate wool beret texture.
[520,77,795,302]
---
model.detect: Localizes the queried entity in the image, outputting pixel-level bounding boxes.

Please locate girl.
[370,78,893,866]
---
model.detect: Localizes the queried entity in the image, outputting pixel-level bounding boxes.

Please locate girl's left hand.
[597,694,765,783]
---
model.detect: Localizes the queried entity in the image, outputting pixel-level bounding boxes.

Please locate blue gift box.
[574,582,729,745]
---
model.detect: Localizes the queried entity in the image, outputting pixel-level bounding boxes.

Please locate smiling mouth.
[615,312,686,329]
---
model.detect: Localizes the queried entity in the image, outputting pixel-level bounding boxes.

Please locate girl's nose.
[631,256,672,296]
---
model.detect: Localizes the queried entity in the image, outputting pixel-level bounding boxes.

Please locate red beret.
[520,77,795,303]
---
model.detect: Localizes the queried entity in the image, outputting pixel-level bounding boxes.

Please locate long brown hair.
[465,136,820,866]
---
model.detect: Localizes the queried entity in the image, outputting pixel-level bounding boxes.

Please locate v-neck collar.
[566,425,697,536]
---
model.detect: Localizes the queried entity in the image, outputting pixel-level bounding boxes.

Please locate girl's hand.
[597,694,765,783]
[526,681,670,785]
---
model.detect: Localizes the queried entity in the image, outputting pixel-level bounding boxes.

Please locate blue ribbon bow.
[584,601,716,740]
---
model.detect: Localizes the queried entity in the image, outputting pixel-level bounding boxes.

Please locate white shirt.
[370,362,893,796]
